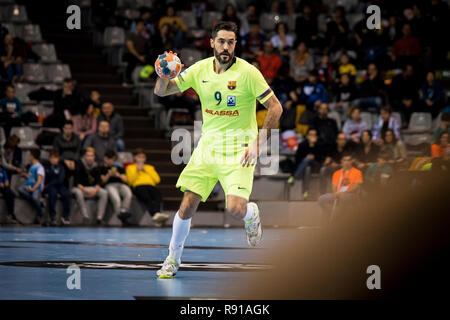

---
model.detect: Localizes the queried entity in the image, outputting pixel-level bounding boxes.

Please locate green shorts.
[176,140,255,203]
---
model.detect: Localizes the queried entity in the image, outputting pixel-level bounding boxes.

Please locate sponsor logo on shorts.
[205,109,239,116]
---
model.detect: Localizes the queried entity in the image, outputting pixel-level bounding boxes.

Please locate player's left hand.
[240,141,259,167]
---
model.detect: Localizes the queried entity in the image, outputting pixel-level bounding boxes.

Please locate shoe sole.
[157,274,176,279]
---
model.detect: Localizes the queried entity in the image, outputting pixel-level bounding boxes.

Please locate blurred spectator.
[270,22,294,57]
[0,84,23,137]
[1,135,22,180]
[90,90,102,116]
[330,73,356,117]
[342,106,368,143]
[381,129,408,168]
[386,15,401,43]
[295,4,319,48]
[287,128,326,200]
[318,153,362,222]
[311,103,338,146]
[43,150,71,226]
[320,132,357,194]
[324,6,350,53]
[372,106,401,143]
[83,120,116,163]
[222,4,241,30]
[391,23,421,67]
[130,7,156,38]
[420,71,444,119]
[97,102,125,152]
[317,54,333,87]
[0,34,24,82]
[48,78,83,127]
[355,130,380,170]
[187,0,214,28]
[158,5,188,49]
[431,132,449,159]
[126,148,169,225]
[72,102,98,142]
[0,156,19,224]
[353,13,387,67]
[152,23,174,53]
[18,149,45,225]
[241,19,266,60]
[72,147,108,225]
[257,41,282,84]
[53,120,81,171]
[290,41,314,84]
[363,151,393,193]
[353,63,384,111]
[432,113,450,144]
[91,0,117,31]
[390,64,421,124]
[99,149,132,226]
[298,70,328,109]
[337,53,356,77]
[239,3,258,37]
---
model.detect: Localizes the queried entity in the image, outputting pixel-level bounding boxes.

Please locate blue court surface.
[0,227,303,300]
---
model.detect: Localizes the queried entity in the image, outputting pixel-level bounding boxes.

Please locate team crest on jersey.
[227,81,236,90]
[227,95,236,106]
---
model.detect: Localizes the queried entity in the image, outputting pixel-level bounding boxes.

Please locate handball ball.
[155,51,182,80]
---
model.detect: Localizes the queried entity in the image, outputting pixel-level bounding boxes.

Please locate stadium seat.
[32,43,58,63]
[103,27,125,46]
[46,64,71,83]
[117,152,133,164]
[0,127,5,148]
[328,111,342,130]
[6,5,28,23]
[360,112,373,129]
[201,11,222,30]
[392,112,402,128]
[178,11,198,29]
[403,133,432,146]
[180,48,202,67]
[23,63,46,83]
[14,83,36,103]
[1,23,18,37]
[21,24,42,43]
[408,112,432,133]
[133,0,153,8]
[9,127,37,149]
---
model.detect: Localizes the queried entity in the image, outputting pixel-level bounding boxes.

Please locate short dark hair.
[63,120,73,126]
[212,21,238,39]
[342,152,353,159]
[30,148,41,160]
[133,148,146,156]
[49,150,60,158]
[381,106,392,114]
[63,78,73,83]
[5,84,14,91]
[135,18,145,25]
[275,22,288,33]
[104,149,116,159]
[362,129,373,139]
[441,113,450,122]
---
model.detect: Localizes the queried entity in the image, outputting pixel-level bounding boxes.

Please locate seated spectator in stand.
[1,135,22,180]
[48,78,83,127]
[363,151,393,193]
[431,132,449,159]
[122,19,151,86]
[389,64,421,124]
[83,120,116,163]
[432,113,450,144]
[72,147,108,225]
[330,73,357,117]
[318,153,362,222]
[43,150,71,226]
[53,120,81,184]
[90,90,102,116]
[342,106,368,143]
[319,132,357,194]
[270,22,294,59]
[130,7,156,38]
[18,149,45,225]
[72,102,97,142]
[0,34,24,82]
[299,70,328,110]
[97,102,125,152]
[317,54,334,87]
[290,41,314,84]
[158,5,188,49]
[241,19,266,60]
[311,103,338,147]
[372,106,401,144]
[391,23,421,67]
[420,71,444,119]
[287,128,326,200]
[126,148,169,226]
[239,3,258,37]
[0,156,19,224]
[337,53,356,77]
[294,4,319,48]
[0,84,23,137]
[256,41,282,84]
[324,6,350,53]
[355,130,380,170]
[354,63,384,111]
[222,4,241,30]
[99,150,132,226]
[381,129,408,169]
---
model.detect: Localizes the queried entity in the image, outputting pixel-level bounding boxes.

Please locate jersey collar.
[212,56,237,73]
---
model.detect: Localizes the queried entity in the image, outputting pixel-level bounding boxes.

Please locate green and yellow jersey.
[174,56,274,154]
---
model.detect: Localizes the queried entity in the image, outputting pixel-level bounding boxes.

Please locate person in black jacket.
[287,128,327,200]
[311,102,339,148]
[43,150,71,226]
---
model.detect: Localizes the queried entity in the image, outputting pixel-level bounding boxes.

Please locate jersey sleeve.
[248,65,274,104]
[174,63,198,93]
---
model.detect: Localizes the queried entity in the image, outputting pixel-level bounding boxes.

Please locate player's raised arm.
[154,51,183,97]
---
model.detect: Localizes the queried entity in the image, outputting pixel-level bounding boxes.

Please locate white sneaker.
[152,212,169,223]
[156,256,180,278]
[244,202,263,247]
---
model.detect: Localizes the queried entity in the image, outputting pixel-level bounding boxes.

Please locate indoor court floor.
[0,227,303,299]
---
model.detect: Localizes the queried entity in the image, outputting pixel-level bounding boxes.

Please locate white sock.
[169,211,191,262]
[242,203,256,222]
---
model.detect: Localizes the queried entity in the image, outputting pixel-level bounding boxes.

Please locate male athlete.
[154,21,283,278]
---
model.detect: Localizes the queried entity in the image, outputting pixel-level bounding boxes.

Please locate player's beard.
[214,47,234,65]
